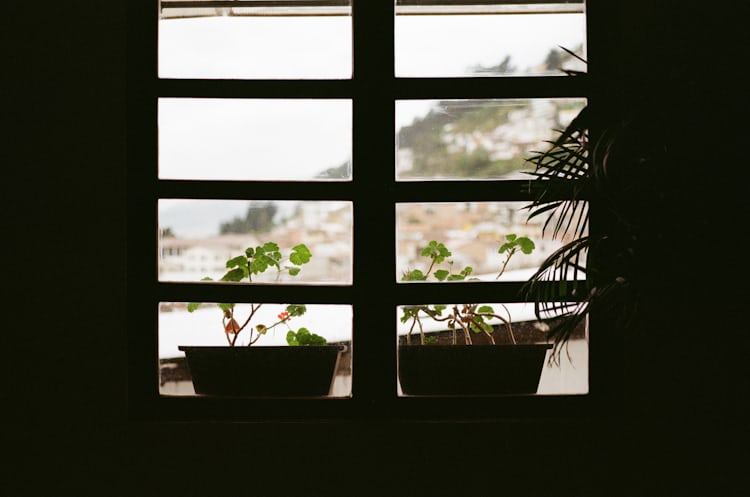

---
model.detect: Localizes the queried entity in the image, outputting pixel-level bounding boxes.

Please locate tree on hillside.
[315,160,351,179]
[220,202,278,234]
[470,54,516,75]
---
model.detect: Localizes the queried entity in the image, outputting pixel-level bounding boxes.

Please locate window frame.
[128,0,616,422]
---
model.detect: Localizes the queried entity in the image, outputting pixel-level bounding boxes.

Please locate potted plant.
[522,51,661,361]
[180,242,344,397]
[397,235,554,395]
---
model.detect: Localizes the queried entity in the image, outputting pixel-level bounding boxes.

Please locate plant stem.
[496,248,515,280]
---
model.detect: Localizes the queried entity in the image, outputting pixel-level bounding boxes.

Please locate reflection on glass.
[396,98,586,180]
[395,8,586,77]
[159,199,353,284]
[396,202,586,282]
[159,302,353,397]
[159,98,352,181]
[396,302,588,396]
[159,5,352,79]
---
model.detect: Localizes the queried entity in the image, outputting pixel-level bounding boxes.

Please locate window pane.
[159,302,352,397]
[159,4,352,79]
[396,98,586,181]
[396,302,588,396]
[159,199,353,284]
[396,202,586,282]
[395,7,586,77]
[159,99,352,181]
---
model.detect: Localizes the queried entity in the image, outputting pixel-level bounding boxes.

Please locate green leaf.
[470,318,493,334]
[421,240,451,264]
[226,255,248,268]
[288,267,300,276]
[221,268,246,282]
[400,306,420,322]
[434,269,450,281]
[286,304,307,317]
[286,327,327,346]
[517,236,536,254]
[218,303,234,313]
[289,244,312,265]
[248,252,280,275]
[477,305,494,314]
[187,302,202,313]
[498,241,515,254]
[402,269,425,281]
[261,242,280,253]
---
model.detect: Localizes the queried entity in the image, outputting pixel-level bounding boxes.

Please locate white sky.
[158,12,585,232]
[158,13,584,180]
[158,98,352,181]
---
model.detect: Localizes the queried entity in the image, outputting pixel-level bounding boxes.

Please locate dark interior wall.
[7,1,747,496]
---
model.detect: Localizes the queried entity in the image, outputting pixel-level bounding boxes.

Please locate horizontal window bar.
[394,76,587,99]
[394,182,590,203]
[156,79,353,97]
[156,180,355,201]
[395,280,583,303]
[397,281,531,304]
[157,282,353,303]
[154,76,586,99]
[394,180,534,202]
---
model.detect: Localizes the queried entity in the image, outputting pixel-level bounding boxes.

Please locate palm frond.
[523,236,591,316]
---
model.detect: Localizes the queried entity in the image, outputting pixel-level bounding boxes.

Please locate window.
[129,0,592,421]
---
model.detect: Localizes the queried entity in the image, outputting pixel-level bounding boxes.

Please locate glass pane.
[395,6,586,77]
[396,302,588,396]
[396,202,586,282]
[159,99,352,181]
[159,199,353,284]
[159,302,352,397]
[159,4,352,79]
[396,98,586,180]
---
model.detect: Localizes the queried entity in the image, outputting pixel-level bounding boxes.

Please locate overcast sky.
[158,12,585,235]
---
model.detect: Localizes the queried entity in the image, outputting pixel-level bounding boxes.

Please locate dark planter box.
[398,344,552,396]
[178,345,343,397]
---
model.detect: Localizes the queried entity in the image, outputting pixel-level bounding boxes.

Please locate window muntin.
[395,5,585,77]
[158,3,352,79]
[158,199,353,284]
[396,98,586,180]
[158,99,352,181]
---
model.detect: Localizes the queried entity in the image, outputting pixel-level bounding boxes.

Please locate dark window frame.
[128,1,618,422]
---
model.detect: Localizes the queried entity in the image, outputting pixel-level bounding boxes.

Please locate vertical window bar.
[352,1,397,403]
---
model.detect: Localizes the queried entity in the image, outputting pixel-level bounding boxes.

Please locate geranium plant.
[400,234,535,345]
[187,241,327,347]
